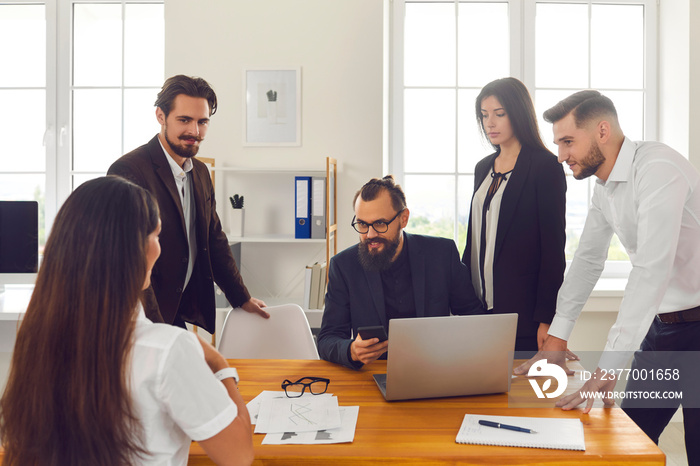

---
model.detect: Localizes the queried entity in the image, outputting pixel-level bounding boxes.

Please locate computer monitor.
[0,201,39,290]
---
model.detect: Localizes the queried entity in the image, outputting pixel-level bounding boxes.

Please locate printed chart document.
[255,394,342,433]
[247,390,333,425]
[456,414,586,451]
[262,406,360,445]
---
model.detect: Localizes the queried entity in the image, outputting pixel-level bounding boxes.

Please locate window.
[0,3,48,243]
[391,0,656,267]
[0,1,163,245]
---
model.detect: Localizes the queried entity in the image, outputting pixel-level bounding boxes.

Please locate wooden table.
[187,359,665,465]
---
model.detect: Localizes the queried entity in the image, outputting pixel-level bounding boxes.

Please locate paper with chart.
[246,390,286,424]
[255,394,342,433]
[246,390,333,425]
[262,406,359,444]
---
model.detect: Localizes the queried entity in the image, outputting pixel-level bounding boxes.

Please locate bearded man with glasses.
[317,176,484,369]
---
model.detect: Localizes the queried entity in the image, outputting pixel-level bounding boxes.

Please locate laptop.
[373,313,518,401]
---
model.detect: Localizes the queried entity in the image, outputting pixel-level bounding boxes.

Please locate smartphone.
[357,325,388,342]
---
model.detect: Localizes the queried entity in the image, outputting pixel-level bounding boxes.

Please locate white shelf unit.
[213,158,337,328]
[226,234,325,243]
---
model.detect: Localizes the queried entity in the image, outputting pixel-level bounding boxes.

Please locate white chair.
[217,304,319,359]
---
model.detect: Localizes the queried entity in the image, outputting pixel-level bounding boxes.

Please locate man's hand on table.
[513,335,577,376]
[556,367,617,413]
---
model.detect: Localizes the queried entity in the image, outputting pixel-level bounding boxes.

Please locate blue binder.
[295,176,312,238]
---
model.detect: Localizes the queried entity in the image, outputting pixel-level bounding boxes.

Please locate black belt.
[657,305,700,324]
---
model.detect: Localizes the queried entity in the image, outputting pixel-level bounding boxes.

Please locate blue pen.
[478,420,537,434]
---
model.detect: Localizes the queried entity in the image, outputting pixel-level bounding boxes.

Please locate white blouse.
[470,169,510,310]
[130,305,237,465]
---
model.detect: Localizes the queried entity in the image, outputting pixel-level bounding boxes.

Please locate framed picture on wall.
[243,67,301,146]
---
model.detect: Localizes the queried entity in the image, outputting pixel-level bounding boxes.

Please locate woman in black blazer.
[462,77,566,353]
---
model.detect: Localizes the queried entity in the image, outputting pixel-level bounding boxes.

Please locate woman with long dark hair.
[0,176,253,465]
[463,77,567,353]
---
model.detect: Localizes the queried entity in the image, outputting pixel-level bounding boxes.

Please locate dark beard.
[164,127,201,158]
[575,141,606,180]
[358,237,400,272]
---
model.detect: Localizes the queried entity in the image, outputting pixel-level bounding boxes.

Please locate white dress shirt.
[470,170,511,309]
[159,140,198,290]
[131,305,237,465]
[549,137,700,370]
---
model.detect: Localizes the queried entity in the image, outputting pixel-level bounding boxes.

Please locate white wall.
[164,0,384,251]
[658,0,689,157]
[659,0,700,171]
[164,0,384,303]
[690,1,700,169]
[568,312,615,352]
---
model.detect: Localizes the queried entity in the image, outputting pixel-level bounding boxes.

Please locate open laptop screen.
[375,313,518,401]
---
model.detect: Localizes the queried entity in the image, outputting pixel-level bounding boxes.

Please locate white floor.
[659,422,688,466]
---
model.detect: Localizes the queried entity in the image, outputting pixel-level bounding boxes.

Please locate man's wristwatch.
[214,367,239,384]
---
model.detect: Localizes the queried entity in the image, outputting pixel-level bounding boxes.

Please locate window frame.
[0,0,163,242]
[389,0,657,276]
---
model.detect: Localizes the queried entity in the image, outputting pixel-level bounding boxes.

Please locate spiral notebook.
[456,414,585,451]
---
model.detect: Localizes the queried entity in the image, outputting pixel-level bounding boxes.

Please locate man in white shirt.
[515,90,700,464]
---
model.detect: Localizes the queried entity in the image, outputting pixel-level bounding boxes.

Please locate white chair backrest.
[217,304,319,359]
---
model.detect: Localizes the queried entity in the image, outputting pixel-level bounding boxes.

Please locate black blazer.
[462,145,566,347]
[108,135,250,332]
[318,232,484,369]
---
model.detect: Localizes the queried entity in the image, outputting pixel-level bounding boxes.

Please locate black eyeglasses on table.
[281,377,330,398]
[351,209,404,234]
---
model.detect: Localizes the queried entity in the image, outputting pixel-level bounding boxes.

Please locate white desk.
[0,285,32,350]
[0,285,32,393]
[0,285,33,316]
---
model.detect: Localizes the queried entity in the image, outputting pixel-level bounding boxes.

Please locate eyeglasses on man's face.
[351,209,404,234]
[281,377,330,398]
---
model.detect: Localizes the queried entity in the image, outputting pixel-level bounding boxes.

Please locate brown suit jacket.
[108,135,250,332]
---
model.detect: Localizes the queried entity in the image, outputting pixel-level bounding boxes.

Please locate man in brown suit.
[108,75,268,332]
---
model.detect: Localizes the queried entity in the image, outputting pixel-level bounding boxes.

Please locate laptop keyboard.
[374,373,387,390]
